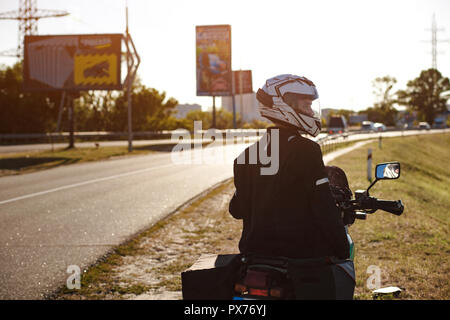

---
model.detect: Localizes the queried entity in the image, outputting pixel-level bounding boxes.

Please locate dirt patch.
[54,179,240,300]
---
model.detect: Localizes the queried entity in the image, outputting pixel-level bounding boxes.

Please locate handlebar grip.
[376,199,404,216]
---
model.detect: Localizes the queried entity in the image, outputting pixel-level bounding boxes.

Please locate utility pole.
[123,2,140,152]
[126,4,133,152]
[0,0,68,59]
[423,13,450,70]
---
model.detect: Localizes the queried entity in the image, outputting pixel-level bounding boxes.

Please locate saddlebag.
[181,254,241,300]
[287,257,355,300]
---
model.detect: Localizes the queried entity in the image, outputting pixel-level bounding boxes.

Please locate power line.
[0,0,69,59]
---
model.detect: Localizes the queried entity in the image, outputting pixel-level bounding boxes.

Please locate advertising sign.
[196,25,232,96]
[23,34,123,91]
[233,70,253,94]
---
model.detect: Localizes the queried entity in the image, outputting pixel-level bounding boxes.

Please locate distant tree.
[184,108,241,130]
[327,109,353,122]
[0,63,59,133]
[370,75,398,126]
[106,83,178,132]
[0,63,180,133]
[396,69,450,125]
[215,109,242,129]
[75,91,118,131]
[185,109,212,130]
[359,106,387,124]
[242,119,272,129]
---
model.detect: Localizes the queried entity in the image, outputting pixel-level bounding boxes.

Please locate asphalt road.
[0,142,248,299]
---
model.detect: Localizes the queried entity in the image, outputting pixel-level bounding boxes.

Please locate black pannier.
[287,257,355,300]
[181,254,241,300]
[182,254,355,300]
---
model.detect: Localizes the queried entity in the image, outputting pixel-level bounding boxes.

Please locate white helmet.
[256,74,322,137]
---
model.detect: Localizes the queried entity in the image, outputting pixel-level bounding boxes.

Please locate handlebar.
[374,199,404,216]
[338,196,404,219]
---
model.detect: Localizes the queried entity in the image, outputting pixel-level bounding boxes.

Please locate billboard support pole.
[212,96,216,128]
[68,93,74,149]
[56,91,66,134]
[231,71,236,129]
[239,69,244,126]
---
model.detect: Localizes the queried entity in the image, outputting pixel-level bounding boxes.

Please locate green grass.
[330,132,450,299]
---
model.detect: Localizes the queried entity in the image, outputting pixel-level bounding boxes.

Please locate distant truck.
[327,115,348,135]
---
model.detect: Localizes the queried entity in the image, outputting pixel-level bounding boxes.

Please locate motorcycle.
[181,162,404,300]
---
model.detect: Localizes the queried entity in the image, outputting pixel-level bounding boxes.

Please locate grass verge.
[330,132,449,299]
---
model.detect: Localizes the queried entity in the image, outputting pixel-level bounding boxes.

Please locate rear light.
[339,130,342,134]
[234,283,247,293]
[329,130,333,134]
[249,288,269,296]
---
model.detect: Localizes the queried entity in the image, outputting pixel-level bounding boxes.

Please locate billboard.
[196,25,232,96]
[23,34,123,91]
[233,70,253,94]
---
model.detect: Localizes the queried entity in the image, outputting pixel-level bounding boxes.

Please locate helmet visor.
[283,92,321,119]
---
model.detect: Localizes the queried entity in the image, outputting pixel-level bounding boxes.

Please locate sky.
[1,0,450,112]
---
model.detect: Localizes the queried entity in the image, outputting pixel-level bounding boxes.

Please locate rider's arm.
[290,142,350,259]
[229,157,247,220]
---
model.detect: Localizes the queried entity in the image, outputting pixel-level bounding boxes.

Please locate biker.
[229,74,349,260]
[383,163,399,178]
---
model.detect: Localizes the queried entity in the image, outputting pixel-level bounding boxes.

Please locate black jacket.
[229,126,349,259]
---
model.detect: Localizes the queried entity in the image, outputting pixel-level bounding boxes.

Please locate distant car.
[419,122,431,130]
[373,122,386,131]
[432,118,447,129]
[361,121,375,132]
[327,116,348,135]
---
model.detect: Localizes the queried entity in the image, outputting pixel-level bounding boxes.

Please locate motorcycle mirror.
[367,162,401,195]
[375,162,400,180]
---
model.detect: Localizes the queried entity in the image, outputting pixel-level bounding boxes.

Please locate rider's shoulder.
[287,134,320,153]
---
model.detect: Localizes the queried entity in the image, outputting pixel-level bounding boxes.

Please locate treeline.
[1,63,448,133]
[0,62,247,134]
[327,69,450,126]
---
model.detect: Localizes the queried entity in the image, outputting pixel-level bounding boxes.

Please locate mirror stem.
[366,178,379,195]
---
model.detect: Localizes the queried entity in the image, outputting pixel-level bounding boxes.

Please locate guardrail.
[0,129,272,145]
[0,127,446,147]
[0,131,172,145]
[0,128,373,144]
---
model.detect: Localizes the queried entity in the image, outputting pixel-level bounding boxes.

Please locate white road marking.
[0,163,177,206]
